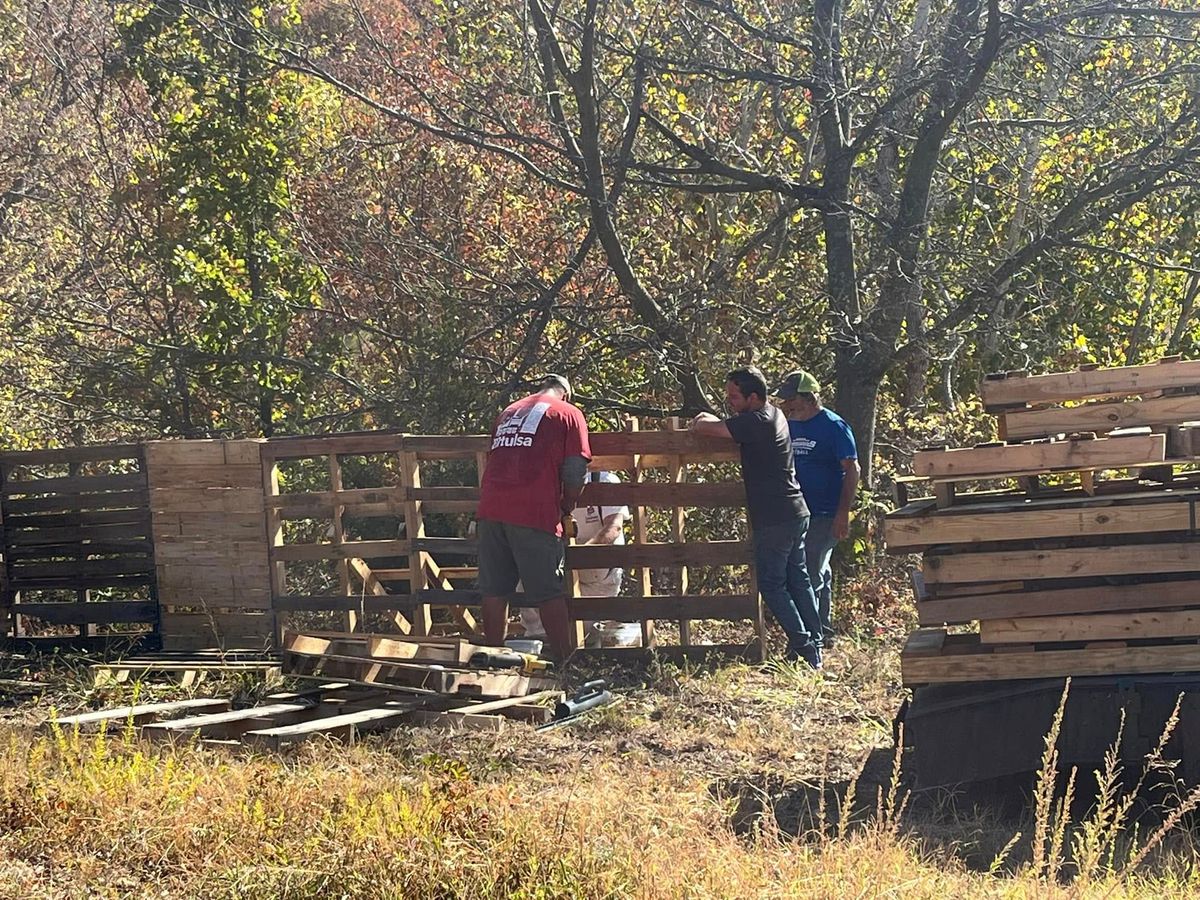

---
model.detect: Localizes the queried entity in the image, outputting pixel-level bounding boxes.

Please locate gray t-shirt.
[725,404,809,528]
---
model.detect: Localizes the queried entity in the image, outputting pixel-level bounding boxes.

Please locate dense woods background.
[3,0,1199,494]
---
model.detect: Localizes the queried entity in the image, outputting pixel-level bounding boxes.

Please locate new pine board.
[982,360,1200,409]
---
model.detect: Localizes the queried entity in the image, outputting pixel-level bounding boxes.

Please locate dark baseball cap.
[773,370,821,399]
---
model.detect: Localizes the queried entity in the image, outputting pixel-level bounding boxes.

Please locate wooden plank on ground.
[241,702,423,749]
[981,359,1200,410]
[911,434,1166,480]
[47,698,231,731]
[918,578,1200,625]
[1004,395,1200,441]
[979,609,1200,644]
[885,495,1200,552]
[141,702,314,741]
[923,542,1200,585]
[902,630,1200,685]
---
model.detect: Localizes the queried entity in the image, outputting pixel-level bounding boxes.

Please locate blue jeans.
[805,515,839,641]
[753,517,821,663]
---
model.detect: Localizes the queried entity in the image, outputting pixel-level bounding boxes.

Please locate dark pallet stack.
[1,444,158,651]
[886,359,1200,685]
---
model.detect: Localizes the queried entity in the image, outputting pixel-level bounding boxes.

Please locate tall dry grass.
[0,715,1198,899]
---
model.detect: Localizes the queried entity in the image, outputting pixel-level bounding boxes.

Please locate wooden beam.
[566,541,751,569]
[272,539,411,562]
[885,495,1200,552]
[1,472,144,496]
[911,434,1165,480]
[1,444,143,466]
[979,609,1200,644]
[12,601,157,626]
[568,594,759,621]
[902,630,1200,685]
[46,697,232,730]
[923,542,1200,585]
[579,481,746,508]
[1004,395,1200,441]
[917,578,1200,625]
[241,702,422,749]
[981,359,1200,410]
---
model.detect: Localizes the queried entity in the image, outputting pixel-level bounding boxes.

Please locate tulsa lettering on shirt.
[492,401,551,450]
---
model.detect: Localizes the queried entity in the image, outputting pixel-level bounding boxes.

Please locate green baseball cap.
[773,370,821,398]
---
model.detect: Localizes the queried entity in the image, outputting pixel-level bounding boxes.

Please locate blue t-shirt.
[788,409,858,517]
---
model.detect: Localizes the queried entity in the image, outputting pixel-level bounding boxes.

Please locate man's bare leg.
[482,596,510,646]
[536,595,575,661]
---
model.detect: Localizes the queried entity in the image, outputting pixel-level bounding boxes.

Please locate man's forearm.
[587,514,625,545]
[560,455,589,513]
[836,468,859,519]
[689,415,733,439]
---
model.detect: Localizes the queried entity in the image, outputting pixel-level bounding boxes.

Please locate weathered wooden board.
[47,697,232,730]
[141,702,315,741]
[1004,395,1200,440]
[902,630,1200,685]
[567,541,751,568]
[923,543,1200,585]
[979,609,1200,644]
[568,594,758,620]
[911,434,1166,480]
[982,359,1200,410]
[885,495,1200,552]
[241,702,422,749]
[918,578,1200,625]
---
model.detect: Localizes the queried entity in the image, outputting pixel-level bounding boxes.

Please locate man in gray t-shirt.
[690,366,822,667]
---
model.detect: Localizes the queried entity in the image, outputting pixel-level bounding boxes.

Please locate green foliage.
[110,0,333,435]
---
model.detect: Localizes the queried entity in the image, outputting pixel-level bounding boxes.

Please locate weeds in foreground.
[5,669,1200,897]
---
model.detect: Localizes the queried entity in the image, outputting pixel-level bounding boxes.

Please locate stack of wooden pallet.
[888,359,1200,685]
[145,439,274,651]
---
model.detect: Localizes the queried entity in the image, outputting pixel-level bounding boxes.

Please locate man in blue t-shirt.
[773,370,860,647]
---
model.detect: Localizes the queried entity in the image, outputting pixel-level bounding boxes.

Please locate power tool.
[469,649,552,675]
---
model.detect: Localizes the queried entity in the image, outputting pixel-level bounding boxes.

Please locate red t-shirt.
[477,393,592,535]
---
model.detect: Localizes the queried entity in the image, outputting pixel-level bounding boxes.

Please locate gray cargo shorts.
[476,519,565,604]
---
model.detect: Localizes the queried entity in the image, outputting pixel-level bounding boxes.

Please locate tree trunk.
[833,354,880,487]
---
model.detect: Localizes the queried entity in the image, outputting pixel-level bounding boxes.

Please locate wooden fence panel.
[0,444,156,651]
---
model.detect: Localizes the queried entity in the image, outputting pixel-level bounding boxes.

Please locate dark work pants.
[753,517,821,664]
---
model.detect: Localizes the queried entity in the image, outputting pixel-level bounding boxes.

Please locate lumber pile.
[58,631,568,748]
[887,359,1200,685]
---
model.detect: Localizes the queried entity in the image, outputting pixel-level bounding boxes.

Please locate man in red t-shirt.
[477,374,591,658]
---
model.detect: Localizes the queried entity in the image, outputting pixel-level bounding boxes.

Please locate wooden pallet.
[51,679,565,748]
[911,433,1166,480]
[902,628,1200,685]
[982,358,1200,411]
[915,577,1200,626]
[90,651,281,687]
[885,487,1200,554]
